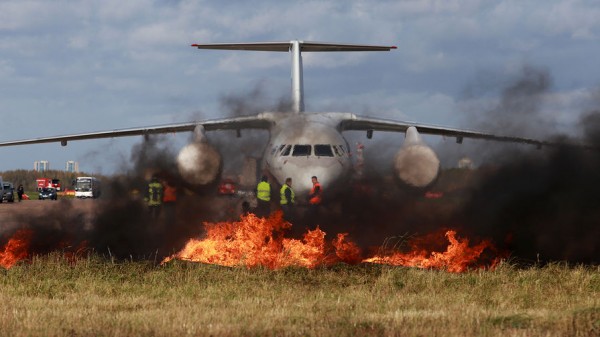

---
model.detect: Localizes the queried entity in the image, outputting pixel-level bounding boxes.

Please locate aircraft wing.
[340,115,592,149]
[0,115,272,147]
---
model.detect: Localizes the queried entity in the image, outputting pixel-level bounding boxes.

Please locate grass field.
[0,254,598,337]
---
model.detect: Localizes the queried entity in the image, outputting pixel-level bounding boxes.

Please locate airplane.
[0,40,585,199]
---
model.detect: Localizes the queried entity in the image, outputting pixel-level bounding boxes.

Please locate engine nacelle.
[177,142,222,185]
[393,127,440,188]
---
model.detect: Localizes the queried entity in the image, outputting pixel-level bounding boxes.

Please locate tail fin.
[191,41,397,113]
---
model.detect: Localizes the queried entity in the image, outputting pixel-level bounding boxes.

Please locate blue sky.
[1,0,599,174]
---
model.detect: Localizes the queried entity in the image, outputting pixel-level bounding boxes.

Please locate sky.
[1,0,599,175]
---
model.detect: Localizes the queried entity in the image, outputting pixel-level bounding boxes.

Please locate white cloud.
[1,0,599,171]
[0,59,15,76]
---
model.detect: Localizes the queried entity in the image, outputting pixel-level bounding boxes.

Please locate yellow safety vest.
[256,181,271,201]
[280,184,295,205]
[147,182,163,206]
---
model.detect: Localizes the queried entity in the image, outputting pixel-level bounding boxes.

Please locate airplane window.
[271,146,279,155]
[314,144,334,157]
[278,144,285,153]
[332,146,340,156]
[292,145,311,156]
[281,145,291,156]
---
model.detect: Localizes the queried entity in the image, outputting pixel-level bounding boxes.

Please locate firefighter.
[162,180,177,223]
[279,177,295,221]
[255,175,271,217]
[146,176,163,218]
[307,176,322,225]
[308,176,322,205]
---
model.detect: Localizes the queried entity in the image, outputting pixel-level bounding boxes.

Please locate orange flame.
[0,229,32,269]
[1,213,499,273]
[163,211,331,268]
[164,212,498,272]
[332,233,362,264]
[0,229,88,269]
[363,230,497,272]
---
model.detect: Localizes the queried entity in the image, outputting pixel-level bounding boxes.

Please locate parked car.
[2,182,14,203]
[39,187,58,200]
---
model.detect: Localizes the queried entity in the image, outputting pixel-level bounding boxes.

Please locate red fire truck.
[36,178,61,191]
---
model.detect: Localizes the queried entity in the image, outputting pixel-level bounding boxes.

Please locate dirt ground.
[0,199,96,233]
[0,194,255,235]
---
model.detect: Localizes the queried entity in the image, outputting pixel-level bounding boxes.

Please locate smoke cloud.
[2,73,598,265]
[0,84,285,260]
[289,66,600,264]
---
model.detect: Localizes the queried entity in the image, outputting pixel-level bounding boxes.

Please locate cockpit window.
[332,145,341,156]
[271,146,279,155]
[292,145,311,156]
[314,144,334,157]
[281,145,291,156]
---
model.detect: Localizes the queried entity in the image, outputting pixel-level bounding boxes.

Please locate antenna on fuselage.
[191,40,397,113]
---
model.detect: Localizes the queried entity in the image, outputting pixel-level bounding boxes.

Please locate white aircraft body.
[0,41,580,199]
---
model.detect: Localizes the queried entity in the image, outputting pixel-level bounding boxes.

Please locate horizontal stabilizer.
[191,40,397,113]
[191,41,397,52]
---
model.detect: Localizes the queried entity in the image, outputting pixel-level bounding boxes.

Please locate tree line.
[0,169,107,191]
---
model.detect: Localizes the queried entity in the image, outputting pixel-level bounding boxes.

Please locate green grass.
[1,254,598,337]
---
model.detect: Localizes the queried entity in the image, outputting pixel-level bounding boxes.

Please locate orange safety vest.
[309,182,322,205]
[163,185,177,203]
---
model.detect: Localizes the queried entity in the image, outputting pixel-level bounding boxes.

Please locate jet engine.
[176,125,222,185]
[393,126,440,188]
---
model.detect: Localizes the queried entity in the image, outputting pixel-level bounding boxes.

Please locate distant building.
[34,160,49,172]
[66,161,79,173]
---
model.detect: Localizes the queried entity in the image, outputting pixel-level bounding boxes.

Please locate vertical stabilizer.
[290,41,304,113]
[191,41,397,113]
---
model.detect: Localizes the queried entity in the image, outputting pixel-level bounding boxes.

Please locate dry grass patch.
[0,254,598,336]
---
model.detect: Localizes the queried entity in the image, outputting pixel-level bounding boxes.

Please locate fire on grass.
[161,211,501,273]
[1,212,501,272]
[0,229,87,269]
[0,229,32,269]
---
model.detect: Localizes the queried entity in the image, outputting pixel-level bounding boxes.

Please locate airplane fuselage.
[262,112,353,199]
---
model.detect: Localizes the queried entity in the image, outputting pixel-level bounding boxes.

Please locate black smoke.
[210,83,288,175]
[289,66,600,264]
[0,85,287,261]
[450,68,600,263]
[2,72,598,265]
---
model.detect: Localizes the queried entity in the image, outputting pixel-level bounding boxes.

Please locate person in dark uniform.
[17,184,24,202]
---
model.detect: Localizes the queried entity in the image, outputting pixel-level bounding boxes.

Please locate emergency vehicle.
[36,178,61,191]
